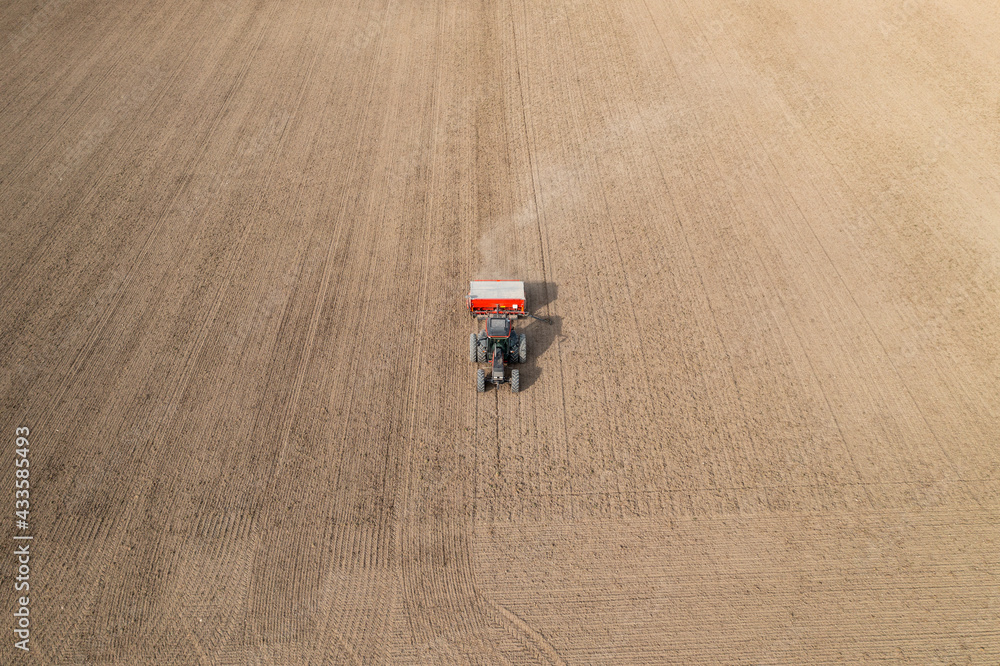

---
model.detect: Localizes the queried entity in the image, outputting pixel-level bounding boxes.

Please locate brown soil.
[2,0,998,663]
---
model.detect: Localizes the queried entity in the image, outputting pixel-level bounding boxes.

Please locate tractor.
[467,280,546,393]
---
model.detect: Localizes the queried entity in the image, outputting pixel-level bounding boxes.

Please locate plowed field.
[3,0,999,663]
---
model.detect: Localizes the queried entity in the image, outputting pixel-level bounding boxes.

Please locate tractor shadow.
[525,281,557,311]
[517,282,563,391]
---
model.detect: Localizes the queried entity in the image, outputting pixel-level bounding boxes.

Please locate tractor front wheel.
[511,369,520,393]
[477,369,486,393]
[469,333,477,362]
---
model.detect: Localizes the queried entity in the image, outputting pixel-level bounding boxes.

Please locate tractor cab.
[486,315,512,339]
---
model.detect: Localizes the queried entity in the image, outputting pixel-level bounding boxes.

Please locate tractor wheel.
[518,335,527,363]
[477,341,486,363]
[477,369,486,393]
[469,333,477,362]
[511,369,520,393]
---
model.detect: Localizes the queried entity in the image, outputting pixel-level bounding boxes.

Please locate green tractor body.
[471,313,526,393]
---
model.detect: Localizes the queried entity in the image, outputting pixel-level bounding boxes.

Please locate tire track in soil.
[610,0,759,502]
[0,0,167,179]
[394,1,567,662]
[20,9,286,663]
[26,3,291,661]
[510,0,577,524]
[149,4,342,659]
[0,0,200,381]
[675,0,979,489]
[396,0,494,655]
[645,0,775,489]
[648,0,864,497]
[517,0,736,515]
[507,1,574,519]
[5,0,271,428]
[530,1,696,516]
[1,29,281,431]
[620,0,840,507]
[0,0,210,293]
[580,13,735,508]
[290,1,433,660]
[556,0,699,516]
[672,0,927,496]
[243,0,398,657]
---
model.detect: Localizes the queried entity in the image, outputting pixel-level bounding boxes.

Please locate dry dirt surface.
[2,0,999,663]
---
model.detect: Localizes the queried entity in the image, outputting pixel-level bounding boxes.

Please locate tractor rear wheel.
[477,341,486,363]
[511,369,520,393]
[469,333,477,362]
[518,335,527,363]
[477,369,486,393]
